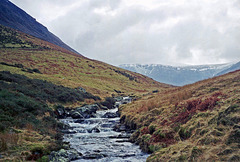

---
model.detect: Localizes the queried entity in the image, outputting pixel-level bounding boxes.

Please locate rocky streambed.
[51,97,149,162]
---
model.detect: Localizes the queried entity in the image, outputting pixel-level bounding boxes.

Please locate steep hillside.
[0,0,78,54]
[119,63,240,86]
[0,25,170,98]
[120,70,240,161]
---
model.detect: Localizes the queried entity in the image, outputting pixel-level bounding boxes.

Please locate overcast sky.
[10,0,240,66]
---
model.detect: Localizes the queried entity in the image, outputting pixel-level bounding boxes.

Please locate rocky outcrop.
[67,104,100,119]
[49,149,82,162]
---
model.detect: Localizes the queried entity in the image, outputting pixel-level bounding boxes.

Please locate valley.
[0,1,239,161]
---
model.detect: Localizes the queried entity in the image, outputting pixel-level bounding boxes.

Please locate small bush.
[149,125,156,134]
[141,126,150,135]
[179,127,191,140]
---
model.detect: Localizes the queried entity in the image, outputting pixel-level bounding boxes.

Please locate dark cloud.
[10,0,240,65]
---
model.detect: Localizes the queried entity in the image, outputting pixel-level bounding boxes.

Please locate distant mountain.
[119,62,240,86]
[0,0,79,54]
[215,61,240,76]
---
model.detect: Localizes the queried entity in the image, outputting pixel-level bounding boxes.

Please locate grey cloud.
[10,0,240,65]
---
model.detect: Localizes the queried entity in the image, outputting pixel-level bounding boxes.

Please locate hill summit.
[0,0,79,54]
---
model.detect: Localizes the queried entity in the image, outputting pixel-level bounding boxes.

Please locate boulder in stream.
[102,112,119,118]
[83,152,105,159]
[70,104,100,119]
[88,126,101,133]
[49,149,81,162]
[70,111,84,119]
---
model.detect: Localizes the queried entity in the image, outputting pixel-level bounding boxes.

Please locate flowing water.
[60,107,149,162]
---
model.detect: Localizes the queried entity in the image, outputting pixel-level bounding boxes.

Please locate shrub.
[0,71,99,103]
[141,126,150,135]
[179,127,191,140]
[149,125,156,134]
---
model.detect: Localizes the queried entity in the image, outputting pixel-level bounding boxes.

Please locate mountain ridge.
[119,62,240,86]
[0,0,79,54]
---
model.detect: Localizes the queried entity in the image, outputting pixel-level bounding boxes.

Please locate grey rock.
[49,149,81,162]
[74,119,84,123]
[83,153,105,159]
[100,106,108,110]
[88,126,101,133]
[55,105,66,119]
[61,129,77,134]
[102,112,119,118]
[70,111,84,119]
[76,87,86,93]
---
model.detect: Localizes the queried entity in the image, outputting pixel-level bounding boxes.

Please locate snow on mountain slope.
[119,62,240,86]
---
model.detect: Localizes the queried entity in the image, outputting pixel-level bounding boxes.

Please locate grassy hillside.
[0,24,171,160]
[0,25,170,99]
[0,71,100,161]
[120,70,240,161]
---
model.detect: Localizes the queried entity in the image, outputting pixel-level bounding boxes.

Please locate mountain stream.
[60,98,149,162]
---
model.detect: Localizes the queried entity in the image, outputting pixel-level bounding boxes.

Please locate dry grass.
[0,129,56,161]
[120,70,240,161]
[0,25,172,99]
[0,132,19,151]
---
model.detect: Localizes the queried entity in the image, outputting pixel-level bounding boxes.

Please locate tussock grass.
[120,70,240,161]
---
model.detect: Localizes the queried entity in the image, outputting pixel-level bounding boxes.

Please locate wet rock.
[93,150,101,153]
[58,122,71,130]
[116,111,120,116]
[71,104,99,119]
[87,104,100,113]
[115,102,121,108]
[109,134,131,139]
[115,96,123,102]
[70,111,84,119]
[74,119,84,123]
[88,126,101,133]
[102,112,119,118]
[113,124,127,132]
[68,149,82,161]
[100,106,108,110]
[92,126,101,133]
[118,153,136,158]
[83,153,105,159]
[101,123,113,128]
[55,105,66,119]
[61,129,77,134]
[49,149,81,162]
